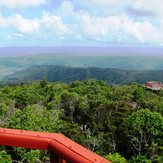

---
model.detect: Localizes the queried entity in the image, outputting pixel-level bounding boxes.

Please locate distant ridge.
[2,65,163,85]
[0,46,163,57]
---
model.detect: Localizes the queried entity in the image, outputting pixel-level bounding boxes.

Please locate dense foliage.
[0,79,162,162]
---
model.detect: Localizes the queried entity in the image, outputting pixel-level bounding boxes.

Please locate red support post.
[50,151,66,163]
[50,151,60,163]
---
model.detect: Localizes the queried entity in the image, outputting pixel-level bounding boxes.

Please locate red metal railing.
[0,128,110,163]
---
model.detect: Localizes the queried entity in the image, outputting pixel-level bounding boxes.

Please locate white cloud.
[9,14,40,33]
[79,12,163,43]
[76,0,130,16]
[77,0,129,7]
[0,14,40,33]
[81,14,121,37]
[59,0,74,16]
[132,0,163,18]
[0,14,7,27]
[121,16,156,42]
[55,0,163,44]
[42,12,69,34]
[6,33,23,40]
[76,0,163,19]
[0,0,46,8]
[0,0,163,45]
[0,11,69,36]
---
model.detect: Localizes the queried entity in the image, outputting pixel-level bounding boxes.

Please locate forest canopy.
[0,79,162,162]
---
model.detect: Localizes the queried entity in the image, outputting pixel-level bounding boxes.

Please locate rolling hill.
[2,65,163,85]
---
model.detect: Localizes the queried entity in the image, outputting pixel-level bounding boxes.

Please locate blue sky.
[0,0,163,47]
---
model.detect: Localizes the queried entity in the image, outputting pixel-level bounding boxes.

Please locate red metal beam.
[0,128,110,163]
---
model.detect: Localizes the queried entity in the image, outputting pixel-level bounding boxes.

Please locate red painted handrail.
[0,128,110,163]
